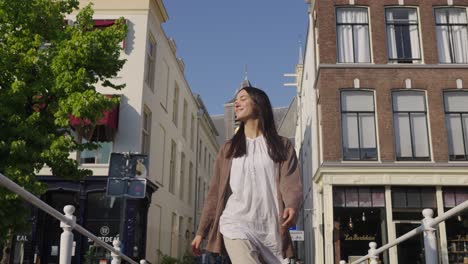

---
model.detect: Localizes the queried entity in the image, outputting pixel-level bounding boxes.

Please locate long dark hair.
[226,86,287,163]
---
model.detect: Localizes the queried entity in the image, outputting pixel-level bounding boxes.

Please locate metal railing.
[340,199,468,264]
[0,172,147,264]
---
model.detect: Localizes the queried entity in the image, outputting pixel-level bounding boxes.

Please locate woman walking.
[191,86,303,264]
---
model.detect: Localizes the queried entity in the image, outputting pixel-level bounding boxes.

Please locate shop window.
[444,91,468,161]
[333,187,387,263]
[435,8,468,64]
[392,187,436,209]
[333,187,385,208]
[385,7,422,63]
[392,90,430,161]
[341,90,377,161]
[443,188,468,263]
[336,7,371,63]
[83,192,121,262]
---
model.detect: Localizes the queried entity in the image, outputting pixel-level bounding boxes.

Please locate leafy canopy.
[0,0,127,241]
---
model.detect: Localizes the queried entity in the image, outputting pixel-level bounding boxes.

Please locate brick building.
[295,0,468,263]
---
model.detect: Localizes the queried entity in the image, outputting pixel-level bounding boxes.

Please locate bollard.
[140,260,147,264]
[368,242,378,264]
[112,238,122,264]
[422,209,438,264]
[59,205,76,264]
[339,261,347,264]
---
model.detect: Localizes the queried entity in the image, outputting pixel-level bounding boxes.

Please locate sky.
[162,1,308,115]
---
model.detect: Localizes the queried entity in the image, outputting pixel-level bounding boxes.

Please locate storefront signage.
[344,234,376,241]
[100,226,110,236]
[16,235,29,242]
[88,236,118,243]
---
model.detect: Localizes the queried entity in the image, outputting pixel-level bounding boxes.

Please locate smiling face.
[234,89,257,122]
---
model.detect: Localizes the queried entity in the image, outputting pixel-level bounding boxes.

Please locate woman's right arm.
[193,144,225,241]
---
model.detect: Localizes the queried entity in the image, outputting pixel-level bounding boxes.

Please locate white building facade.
[9,1,222,264]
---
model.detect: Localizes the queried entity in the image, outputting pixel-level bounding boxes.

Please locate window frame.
[145,34,156,90]
[169,140,177,194]
[385,7,422,64]
[141,107,152,155]
[340,89,378,161]
[434,7,468,64]
[392,90,431,161]
[335,6,372,63]
[172,83,180,126]
[443,90,468,161]
[179,152,185,200]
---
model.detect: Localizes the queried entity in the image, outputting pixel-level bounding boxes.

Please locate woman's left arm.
[279,139,303,227]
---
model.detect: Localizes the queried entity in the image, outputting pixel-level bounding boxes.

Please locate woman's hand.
[191,235,204,256]
[282,208,297,228]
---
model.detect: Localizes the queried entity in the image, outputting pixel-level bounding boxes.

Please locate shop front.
[6,176,156,264]
[333,186,388,264]
[443,187,468,264]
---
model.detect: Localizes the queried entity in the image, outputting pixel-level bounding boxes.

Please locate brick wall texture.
[315,0,468,162]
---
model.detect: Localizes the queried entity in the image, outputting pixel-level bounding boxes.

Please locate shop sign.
[344,234,376,241]
[290,230,304,241]
[87,236,118,243]
[15,235,29,242]
[87,225,118,244]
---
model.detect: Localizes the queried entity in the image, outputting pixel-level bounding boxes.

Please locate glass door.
[395,222,425,264]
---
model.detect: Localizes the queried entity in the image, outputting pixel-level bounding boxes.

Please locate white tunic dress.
[219,135,287,264]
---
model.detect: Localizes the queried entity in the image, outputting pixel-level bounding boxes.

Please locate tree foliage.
[0,0,127,243]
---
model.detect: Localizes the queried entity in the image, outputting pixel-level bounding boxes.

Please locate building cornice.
[314,164,468,187]
[152,0,169,23]
[319,63,468,70]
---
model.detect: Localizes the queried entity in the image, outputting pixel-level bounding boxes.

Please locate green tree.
[0,0,127,261]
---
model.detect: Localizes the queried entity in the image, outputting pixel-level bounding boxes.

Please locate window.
[80,140,112,164]
[172,83,180,126]
[156,124,166,184]
[179,152,185,200]
[336,7,371,63]
[204,147,207,169]
[392,90,430,160]
[198,140,202,163]
[145,34,156,90]
[190,114,195,150]
[182,100,188,139]
[444,91,468,160]
[340,90,377,160]
[169,140,177,194]
[171,213,177,256]
[188,162,193,204]
[142,107,152,155]
[386,8,421,63]
[435,8,468,63]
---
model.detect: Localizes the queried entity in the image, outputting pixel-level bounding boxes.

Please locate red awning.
[69,96,120,141]
[69,106,119,129]
[94,19,116,28]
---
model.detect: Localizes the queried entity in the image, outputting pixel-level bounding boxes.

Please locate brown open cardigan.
[196,137,303,258]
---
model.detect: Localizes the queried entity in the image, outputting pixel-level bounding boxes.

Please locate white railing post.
[59,205,76,264]
[111,238,122,264]
[422,208,438,264]
[368,242,378,264]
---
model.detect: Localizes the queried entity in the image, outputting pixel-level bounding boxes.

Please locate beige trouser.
[223,237,266,264]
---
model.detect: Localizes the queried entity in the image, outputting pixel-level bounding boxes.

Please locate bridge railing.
[339,199,468,264]
[0,172,147,264]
